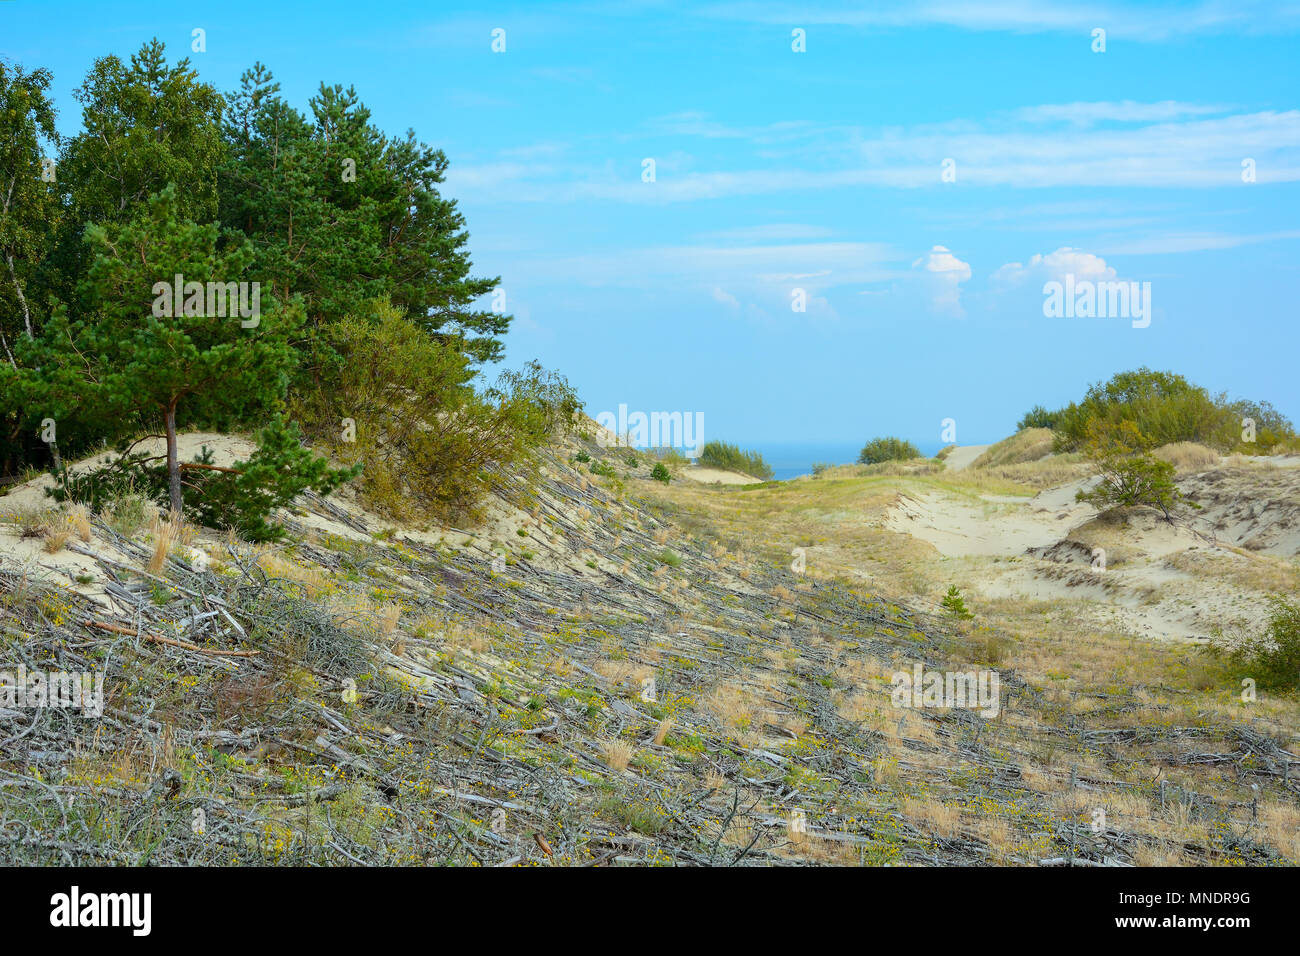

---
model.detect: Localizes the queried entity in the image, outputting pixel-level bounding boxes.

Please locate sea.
[734,439,948,482]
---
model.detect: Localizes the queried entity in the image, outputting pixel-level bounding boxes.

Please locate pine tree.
[74,186,301,515]
[218,65,508,365]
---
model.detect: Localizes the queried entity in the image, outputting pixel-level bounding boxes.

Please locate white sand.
[941,444,991,472]
[883,459,1300,642]
[680,466,763,485]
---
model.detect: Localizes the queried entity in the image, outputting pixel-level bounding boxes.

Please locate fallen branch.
[82,619,260,657]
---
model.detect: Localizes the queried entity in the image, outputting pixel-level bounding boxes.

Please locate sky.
[3,0,1299,451]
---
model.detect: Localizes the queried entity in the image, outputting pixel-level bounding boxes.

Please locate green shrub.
[1049,368,1292,454]
[940,586,973,620]
[1076,452,1190,521]
[858,436,920,465]
[650,463,671,484]
[1017,405,1061,430]
[657,548,682,568]
[176,419,360,541]
[697,441,773,480]
[649,447,688,467]
[297,300,577,523]
[811,461,830,476]
[1209,597,1300,691]
[47,418,356,541]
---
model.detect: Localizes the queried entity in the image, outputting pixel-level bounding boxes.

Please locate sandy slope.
[883,458,1300,642]
[941,444,991,472]
[680,466,762,485]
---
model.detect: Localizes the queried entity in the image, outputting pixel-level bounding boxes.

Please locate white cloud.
[711,286,741,309]
[1099,230,1300,255]
[1012,100,1230,126]
[696,1,1300,41]
[700,223,835,242]
[992,247,1116,287]
[446,108,1300,204]
[912,245,972,315]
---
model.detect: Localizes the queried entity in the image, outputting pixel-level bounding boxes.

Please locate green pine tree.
[74,185,302,515]
[218,64,508,366]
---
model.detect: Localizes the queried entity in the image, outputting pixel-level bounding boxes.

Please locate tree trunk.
[165,401,182,518]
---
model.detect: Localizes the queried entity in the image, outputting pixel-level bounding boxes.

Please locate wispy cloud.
[1099,230,1300,255]
[447,106,1300,203]
[1011,100,1231,126]
[695,1,1300,41]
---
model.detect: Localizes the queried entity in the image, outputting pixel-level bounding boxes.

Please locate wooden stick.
[81,619,260,657]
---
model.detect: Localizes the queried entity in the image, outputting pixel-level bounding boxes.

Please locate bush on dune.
[1051,368,1296,455]
[1206,597,1300,692]
[1074,420,1193,521]
[1017,405,1062,430]
[697,441,773,480]
[858,436,921,465]
[298,299,579,523]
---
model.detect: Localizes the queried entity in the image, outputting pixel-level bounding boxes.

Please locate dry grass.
[66,503,93,542]
[903,795,965,839]
[257,550,334,596]
[42,527,71,554]
[1154,441,1220,474]
[600,738,634,771]
[147,515,182,573]
[1259,801,1300,859]
[705,682,762,740]
[652,718,673,746]
[972,428,1055,467]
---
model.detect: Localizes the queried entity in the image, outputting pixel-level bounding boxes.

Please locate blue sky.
[4,0,1299,449]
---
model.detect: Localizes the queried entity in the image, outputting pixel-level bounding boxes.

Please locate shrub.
[649,447,688,467]
[1017,405,1061,430]
[1209,597,1300,691]
[698,441,773,480]
[810,461,830,476]
[102,492,149,537]
[1053,368,1236,453]
[177,420,360,540]
[298,300,577,523]
[1077,454,1186,519]
[940,585,973,620]
[650,463,671,484]
[48,418,355,541]
[1226,399,1298,454]
[858,436,920,465]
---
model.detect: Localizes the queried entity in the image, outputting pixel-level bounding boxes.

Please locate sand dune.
[883,459,1300,642]
[940,443,991,472]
